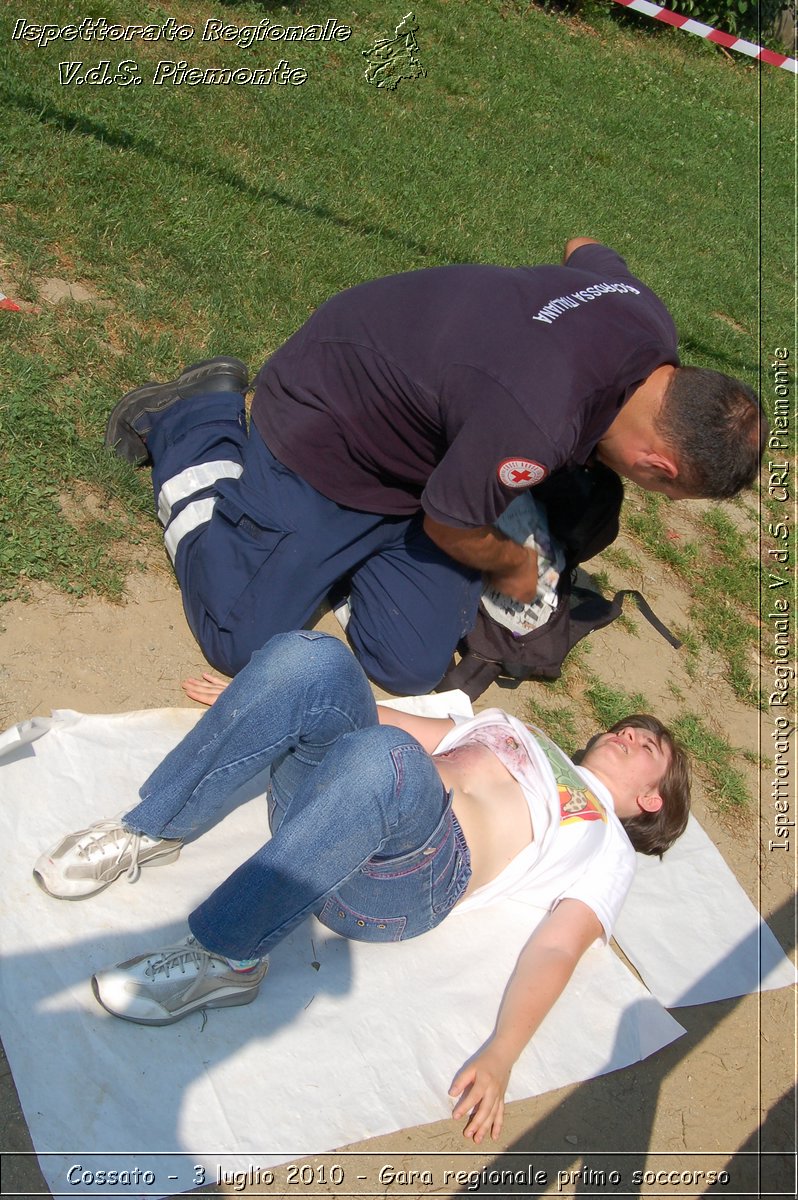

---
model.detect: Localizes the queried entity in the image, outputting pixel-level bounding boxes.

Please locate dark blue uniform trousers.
[146,388,482,693]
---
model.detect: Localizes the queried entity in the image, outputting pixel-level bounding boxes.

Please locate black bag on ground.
[438,463,680,700]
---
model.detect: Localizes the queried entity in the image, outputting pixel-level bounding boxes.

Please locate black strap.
[438,585,682,701]
[571,586,682,650]
[437,654,502,701]
[617,589,682,649]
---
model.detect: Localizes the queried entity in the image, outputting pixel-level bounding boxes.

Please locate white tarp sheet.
[0,704,693,1196]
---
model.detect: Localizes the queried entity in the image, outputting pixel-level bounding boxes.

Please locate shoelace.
[144,938,212,981]
[77,820,149,883]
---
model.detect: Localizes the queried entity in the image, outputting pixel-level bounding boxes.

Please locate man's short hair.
[610,714,691,857]
[656,367,767,498]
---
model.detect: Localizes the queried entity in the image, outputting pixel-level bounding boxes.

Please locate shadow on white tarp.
[1,699,788,1196]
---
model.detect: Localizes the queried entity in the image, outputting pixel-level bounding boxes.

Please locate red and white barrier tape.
[612,0,797,73]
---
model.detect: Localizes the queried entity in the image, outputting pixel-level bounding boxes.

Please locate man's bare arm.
[423,516,539,603]
[563,236,601,262]
[449,899,603,1143]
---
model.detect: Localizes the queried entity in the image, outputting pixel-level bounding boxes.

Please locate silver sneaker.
[92,936,268,1025]
[33,818,182,900]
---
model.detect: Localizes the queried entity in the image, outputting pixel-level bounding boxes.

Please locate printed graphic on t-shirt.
[558,784,607,826]
[524,722,609,827]
[461,725,531,776]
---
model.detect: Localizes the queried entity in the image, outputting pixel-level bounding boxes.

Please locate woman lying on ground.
[33,631,690,1143]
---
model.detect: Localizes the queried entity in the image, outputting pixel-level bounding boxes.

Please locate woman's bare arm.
[376,707,455,754]
[449,899,603,1143]
[182,675,456,756]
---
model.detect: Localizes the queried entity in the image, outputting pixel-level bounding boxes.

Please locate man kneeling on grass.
[33,631,690,1143]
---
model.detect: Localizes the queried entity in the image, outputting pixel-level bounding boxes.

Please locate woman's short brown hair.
[609,714,691,857]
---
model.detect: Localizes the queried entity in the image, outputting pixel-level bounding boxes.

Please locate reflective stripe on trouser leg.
[156,460,244,525]
[164,498,217,564]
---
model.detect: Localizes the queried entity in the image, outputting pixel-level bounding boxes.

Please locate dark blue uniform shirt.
[251,244,679,528]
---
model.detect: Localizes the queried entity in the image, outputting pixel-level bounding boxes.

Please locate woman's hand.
[448,902,603,1144]
[181,672,230,706]
[449,1044,512,1143]
[448,902,597,1137]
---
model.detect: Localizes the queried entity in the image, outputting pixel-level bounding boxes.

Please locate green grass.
[672,625,701,680]
[625,494,701,573]
[607,673,756,811]
[670,713,753,810]
[524,698,581,759]
[601,546,638,572]
[590,569,611,595]
[584,680,649,728]
[523,659,756,808]
[1,1,788,741]
[623,492,761,704]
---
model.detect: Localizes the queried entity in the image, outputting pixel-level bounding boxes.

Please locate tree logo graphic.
[363,11,426,90]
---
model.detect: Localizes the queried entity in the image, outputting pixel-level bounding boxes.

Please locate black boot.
[104,356,249,466]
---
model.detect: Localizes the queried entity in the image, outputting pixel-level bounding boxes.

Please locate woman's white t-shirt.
[434,709,636,941]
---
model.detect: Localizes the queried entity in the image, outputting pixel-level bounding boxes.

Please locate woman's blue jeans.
[123,632,471,960]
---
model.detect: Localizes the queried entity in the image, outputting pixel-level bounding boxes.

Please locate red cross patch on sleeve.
[497,458,548,488]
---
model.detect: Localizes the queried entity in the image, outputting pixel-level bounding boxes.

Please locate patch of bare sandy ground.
[0,499,793,1197]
